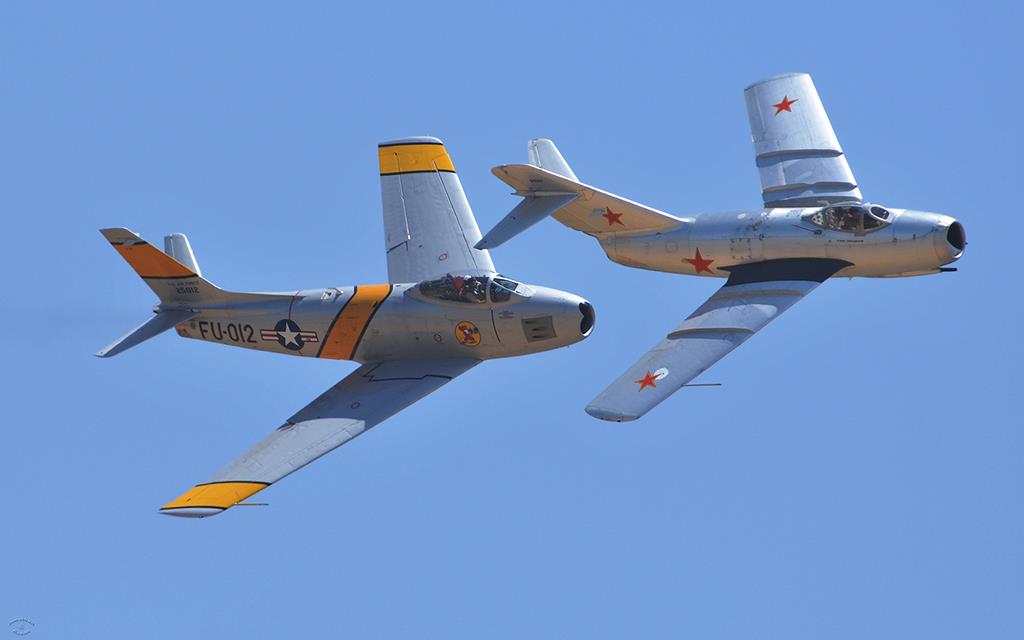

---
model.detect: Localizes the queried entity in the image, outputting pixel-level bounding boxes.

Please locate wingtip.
[585,405,639,422]
[159,506,226,518]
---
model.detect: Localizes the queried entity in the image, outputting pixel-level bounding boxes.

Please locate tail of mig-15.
[476,139,683,251]
[96,227,291,358]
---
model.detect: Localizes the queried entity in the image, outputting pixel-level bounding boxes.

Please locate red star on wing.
[684,248,715,274]
[772,95,798,115]
[635,371,658,391]
[602,207,624,226]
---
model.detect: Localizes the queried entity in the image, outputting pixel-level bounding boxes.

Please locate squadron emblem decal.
[455,321,481,347]
[261,319,319,351]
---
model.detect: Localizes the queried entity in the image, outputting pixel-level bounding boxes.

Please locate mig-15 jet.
[478,73,965,422]
[99,137,595,517]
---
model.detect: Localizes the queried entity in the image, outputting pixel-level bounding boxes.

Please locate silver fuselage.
[173,280,593,362]
[603,207,964,278]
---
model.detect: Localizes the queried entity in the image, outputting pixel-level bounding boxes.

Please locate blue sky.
[2,2,1020,638]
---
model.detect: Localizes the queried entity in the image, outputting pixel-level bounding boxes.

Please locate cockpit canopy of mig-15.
[804,203,892,234]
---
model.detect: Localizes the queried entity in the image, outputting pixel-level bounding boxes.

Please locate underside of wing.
[160,358,480,517]
[745,73,862,208]
[379,137,494,283]
[585,258,850,422]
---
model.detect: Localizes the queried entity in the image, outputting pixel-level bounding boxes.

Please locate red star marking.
[602,207,624,226]
[635,371,658,391]
[684,248,715,274]
[772,95,798,115]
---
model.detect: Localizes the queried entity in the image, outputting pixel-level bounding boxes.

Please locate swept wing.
[161,358,479,517]
[379,137,494,282]
[745,73,862,207]
[585,259,850,421]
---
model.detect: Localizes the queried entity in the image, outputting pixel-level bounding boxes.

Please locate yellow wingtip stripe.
[379,143,455,175]
[161,481,269,511]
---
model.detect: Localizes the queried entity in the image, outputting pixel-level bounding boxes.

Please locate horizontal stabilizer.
[96,308,196,358]
[475,194,576,249]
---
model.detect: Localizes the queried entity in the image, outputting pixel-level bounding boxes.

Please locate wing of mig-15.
[480,74,965,421]
[100,137,594,517]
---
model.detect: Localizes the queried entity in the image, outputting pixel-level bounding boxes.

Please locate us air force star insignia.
[276,319,301,348]
[260,319,319,351]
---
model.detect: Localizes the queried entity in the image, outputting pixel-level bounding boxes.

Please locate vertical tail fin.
[527,138,579,181]
[163,233,201,276]
[100,228,224,306]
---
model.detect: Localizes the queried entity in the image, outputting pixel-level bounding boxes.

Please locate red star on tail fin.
[602,207,624,226]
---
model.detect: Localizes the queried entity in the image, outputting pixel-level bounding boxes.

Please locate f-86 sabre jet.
[99,137,595,517]
[478,73,965,422]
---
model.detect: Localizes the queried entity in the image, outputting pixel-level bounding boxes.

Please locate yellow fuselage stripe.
[161,481,269,511]
[112,242,196,279]
[379,143,455,175]
[319,284,392,360]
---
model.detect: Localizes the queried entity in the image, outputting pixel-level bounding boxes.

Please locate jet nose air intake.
[579,301,596,337]
[947,221,966,253]
[935,217,966,263]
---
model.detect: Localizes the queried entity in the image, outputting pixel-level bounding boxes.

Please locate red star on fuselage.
[772,95,798,114]
[635,371,658,391]
[602,207,624,226]
[684,248,715,274]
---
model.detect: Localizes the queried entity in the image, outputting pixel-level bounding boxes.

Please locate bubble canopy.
[412,273,534,304]
[803,203,892,234]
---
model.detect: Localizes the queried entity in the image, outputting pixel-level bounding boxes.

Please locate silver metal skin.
[480,73,966,422]
[98,136,594,518]
[605,207,964,279]
[171,280,592,362]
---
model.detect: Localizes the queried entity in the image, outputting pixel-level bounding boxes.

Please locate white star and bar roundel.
[260,319,319,351]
